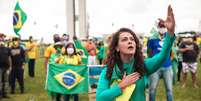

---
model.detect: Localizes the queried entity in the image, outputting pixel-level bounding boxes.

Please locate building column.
[66,0,75,40]
[78,0,88,39]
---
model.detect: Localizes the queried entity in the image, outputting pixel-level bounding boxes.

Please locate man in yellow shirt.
[44,34,65,71]
[44,34,59,70]
[26,36,37,78]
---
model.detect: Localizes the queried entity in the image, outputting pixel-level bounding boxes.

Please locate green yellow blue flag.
[54,69,84,90]
[13,1,27,36]
[46,64,88,94]
[150,27,159,39]
[74,40,89,64]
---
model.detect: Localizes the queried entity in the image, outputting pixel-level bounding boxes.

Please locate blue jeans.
[149,67,173,101]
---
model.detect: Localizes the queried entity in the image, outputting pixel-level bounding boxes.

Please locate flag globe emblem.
[13,11,23,29]
[54,69,84,89]
[62,72,76,86]
[13,1,27,36]
[13,12,19,26]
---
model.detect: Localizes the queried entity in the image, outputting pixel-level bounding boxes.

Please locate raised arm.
[145,33,175,75]
[73,36,89,56]
[145,5,176,75]
[158,5,175,36]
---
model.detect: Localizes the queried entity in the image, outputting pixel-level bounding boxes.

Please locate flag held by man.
[13,1,27,36]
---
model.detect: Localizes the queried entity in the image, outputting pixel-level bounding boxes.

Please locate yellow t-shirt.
[58,55,81,65]
[44,45,65,58]
[44,45,57,58]
[26,42,37,59]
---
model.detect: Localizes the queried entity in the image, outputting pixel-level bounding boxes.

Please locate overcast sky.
[0,0,201,42]
[87,0,201,35]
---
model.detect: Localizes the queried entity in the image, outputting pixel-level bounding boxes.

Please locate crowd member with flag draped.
[96,5,175,101]
[44,34,63,101]
[53,42,81,101]
[48,41,64,101]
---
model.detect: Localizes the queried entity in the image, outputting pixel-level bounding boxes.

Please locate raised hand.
[158,5,175,35]
[119,72,140,90]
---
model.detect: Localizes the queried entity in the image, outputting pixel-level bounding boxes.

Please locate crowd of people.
[0,5,201,101]
[0,34,39,100]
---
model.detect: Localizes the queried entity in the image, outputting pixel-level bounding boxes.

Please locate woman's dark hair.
[65,42,77,56]
[105,28,146,79]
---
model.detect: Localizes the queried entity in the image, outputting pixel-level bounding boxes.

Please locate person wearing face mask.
[44,34,65,71]
[55,42,81,65]
[147,22,174,101]
[45,35,66,101]
[48,42,63,63]
[9,37,26,94]
[48,41,64,101]
[52,42,81,101]
[64,42,81,101]
[179,37,199,88]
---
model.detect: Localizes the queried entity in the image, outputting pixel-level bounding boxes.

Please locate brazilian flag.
[46,64,88,94]
[74,39,89,64]
[13,1,27,36]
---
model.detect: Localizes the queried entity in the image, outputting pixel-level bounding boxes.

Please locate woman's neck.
[120,53,134,63]
[67,54,74,57]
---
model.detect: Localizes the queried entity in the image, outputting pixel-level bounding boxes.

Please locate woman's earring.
[116,49,119,52]
[116,47,120,52]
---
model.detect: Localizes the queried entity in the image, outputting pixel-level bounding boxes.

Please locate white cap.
[54,41,63,46]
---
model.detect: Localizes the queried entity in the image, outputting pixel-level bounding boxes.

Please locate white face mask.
[63,36,69,41]
[158,28,167,34]
[67,48,74,55]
